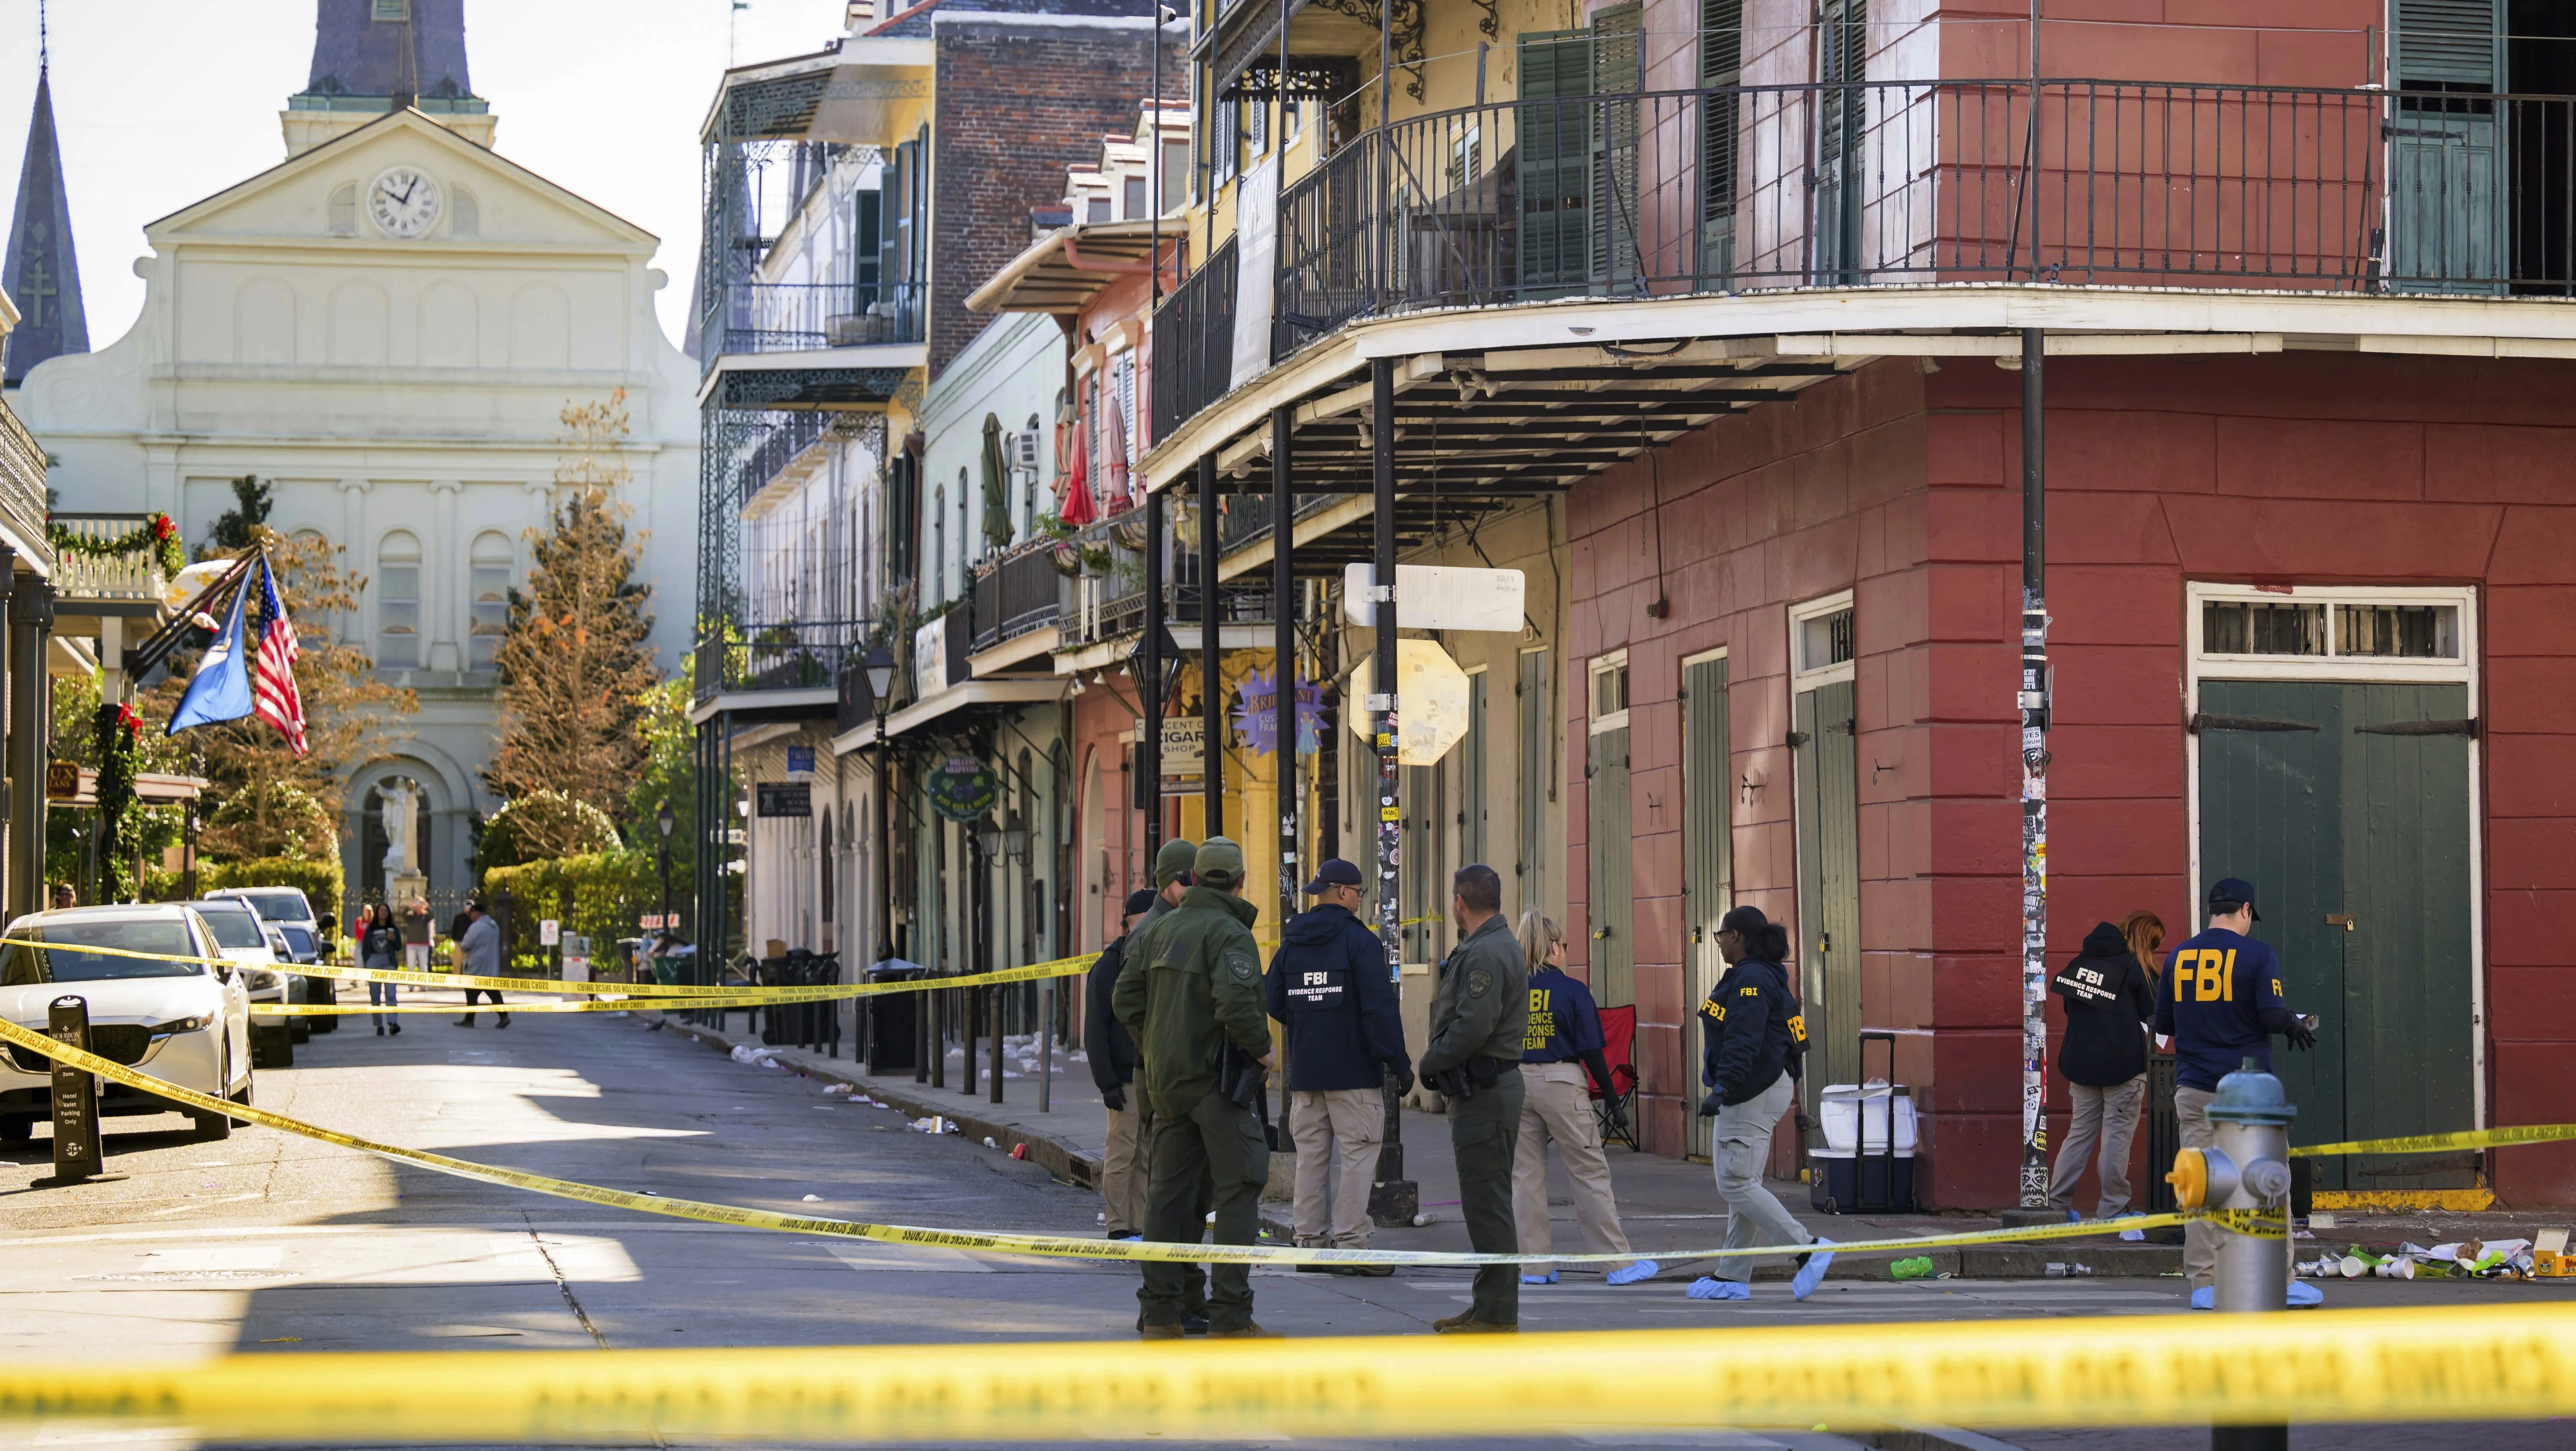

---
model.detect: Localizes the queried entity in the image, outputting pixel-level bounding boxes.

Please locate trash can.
[866,962,922,1075]
[2145,1052,2179,1213]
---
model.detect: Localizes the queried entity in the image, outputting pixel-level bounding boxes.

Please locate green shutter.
[1795,680,1861,1097]
[1683,657,1731,1159]
[1699,0,1742,284]
[1463,671,1490,872]
[1516,30,1594,295]
[1588,726,1634,1009]
[1517,650,1550,908]
[2392,0,2500,89]
[1591,4,1643,291]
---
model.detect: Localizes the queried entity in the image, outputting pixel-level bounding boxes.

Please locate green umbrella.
[980,415,1014,555]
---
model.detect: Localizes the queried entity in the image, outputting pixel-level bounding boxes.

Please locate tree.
[142,496,417,860]
[626,668,697,886]
[484,392,659,822]
[477,789,622,870]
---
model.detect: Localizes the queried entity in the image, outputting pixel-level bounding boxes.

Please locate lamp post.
[976,815,1004,1104]
[654,799,676,937]
[863,644,898,969]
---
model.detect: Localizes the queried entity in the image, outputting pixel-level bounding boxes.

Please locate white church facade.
[11,5,699,902]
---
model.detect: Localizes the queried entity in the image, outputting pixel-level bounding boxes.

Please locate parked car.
[205,887,337,1036]
[0,905,255,1142]
[194,899,295,1069]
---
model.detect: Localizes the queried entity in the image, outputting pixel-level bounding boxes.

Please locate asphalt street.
[1,1006,2570,1451]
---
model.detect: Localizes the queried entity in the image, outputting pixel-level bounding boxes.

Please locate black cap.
[1303,857,1364,894]
[2208,877,2261,921]
[1122,889,1157,918]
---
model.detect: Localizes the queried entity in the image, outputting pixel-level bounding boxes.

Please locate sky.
[0,0,854,351]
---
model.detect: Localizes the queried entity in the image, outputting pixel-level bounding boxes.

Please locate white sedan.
[0,905,255,1142]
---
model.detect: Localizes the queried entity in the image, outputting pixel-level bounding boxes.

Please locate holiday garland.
[49,512,185,580]
[92,702,143,903]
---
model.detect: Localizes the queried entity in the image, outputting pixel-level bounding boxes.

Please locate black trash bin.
[867,963,921,1075]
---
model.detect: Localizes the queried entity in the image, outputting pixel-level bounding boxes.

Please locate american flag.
[252,555,308,756]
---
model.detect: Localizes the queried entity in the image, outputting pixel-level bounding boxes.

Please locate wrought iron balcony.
[0,405,51,568]
[969,542,1065,656]
[694,618,869,700]
[701,280,926,372]
[1154,77,2576,436]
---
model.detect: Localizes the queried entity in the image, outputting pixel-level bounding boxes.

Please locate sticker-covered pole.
[2018,325,2050,1210]
[1366,357,1415,1222]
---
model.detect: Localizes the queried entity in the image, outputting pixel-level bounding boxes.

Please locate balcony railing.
[49,513,169,604]
[0,406,50,566]
[1143,78,2576,434]
[703,279,926,368]
[969,543,1065,655]
[1150,239,1236,442]
[694,618,870,699]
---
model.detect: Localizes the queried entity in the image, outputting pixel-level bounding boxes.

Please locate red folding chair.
[1586,1005,1643,1151]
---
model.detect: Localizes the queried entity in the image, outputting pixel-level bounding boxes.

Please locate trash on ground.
[2044,1262,2093,1277]
[823,1083,854,1095]
[2300,1237,2541,1281]
[801,1194,822,1202]
[1010,1143,1029,1160]
[909,1115,960,1135]
[1889,1256,1940,1281]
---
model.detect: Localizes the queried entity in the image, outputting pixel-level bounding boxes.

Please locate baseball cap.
[1193,838,1245,890]
[2207,877,2261,921]
[1303,858,1364,895]
[1123,889,1157,917]
[1153,838,1199,888]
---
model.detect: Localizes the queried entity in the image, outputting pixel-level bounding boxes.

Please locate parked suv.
[0,905,255,1141]
[194,899,295,1069]
[204,887,336,1036]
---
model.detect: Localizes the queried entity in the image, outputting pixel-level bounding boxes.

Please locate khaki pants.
[1101,1089,1148,1236]
[2176,1084,2218,1290]
[1710,1075,1810,1284]
[2047,1075,2148,1218]
[1289,1087,1383,1248]
[1510,1061,1637,1276]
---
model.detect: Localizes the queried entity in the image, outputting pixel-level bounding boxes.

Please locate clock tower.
[283,0,493,158]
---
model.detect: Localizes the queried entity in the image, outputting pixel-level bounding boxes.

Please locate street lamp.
[1002,811,1028,864]
[972,814,1005,1104]
[863,644,897,968]
[654,799,676,937]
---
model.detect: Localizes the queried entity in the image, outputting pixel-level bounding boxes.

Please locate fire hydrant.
[2166,1059,2296,1450]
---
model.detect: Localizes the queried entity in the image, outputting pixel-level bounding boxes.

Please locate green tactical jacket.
[1420,913,1528,1077]
[1110,885,1269,1117]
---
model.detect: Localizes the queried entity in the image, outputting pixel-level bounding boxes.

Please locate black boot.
[389,1022,401,1036]
[495,1014,510,1029]
[375,1023,385,1036]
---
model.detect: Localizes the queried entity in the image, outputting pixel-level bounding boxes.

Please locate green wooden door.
[1683,656,1732,1158]
[1589,725,1634,1008]
[2196,680,2476,1190]
[1795,680,1861,1097]
[2388,0,2507,294]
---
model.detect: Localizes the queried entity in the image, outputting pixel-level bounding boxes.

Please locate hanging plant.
[92,702,144,903]
[50,512,185,580]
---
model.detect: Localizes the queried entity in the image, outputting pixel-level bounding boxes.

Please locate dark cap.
[1303,857,1364,895]
[1193,838,1245,890]
[1153,838,1199,889]
[2207,877,2261,921]
[1123,889,1157,918]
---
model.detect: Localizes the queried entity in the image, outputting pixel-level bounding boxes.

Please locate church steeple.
[3,5,87,388]
[282,0,493,157]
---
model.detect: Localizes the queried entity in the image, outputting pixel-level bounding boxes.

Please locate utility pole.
[2017,326,2050,1210]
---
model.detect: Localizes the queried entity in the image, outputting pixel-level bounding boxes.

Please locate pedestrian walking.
[1112,838,1277,1340]
[454,898,509,1028]
[1262,857,1411,1272]
[1419,863,1527,1334]
[2044,919,2156,1229]
[1088,887,1156,1240]
[1689,906,1832,1303]
[1509,911,1656,1288]
[360,902,404,1036]
[401,896,434,973]
[2154,877,2318,1308]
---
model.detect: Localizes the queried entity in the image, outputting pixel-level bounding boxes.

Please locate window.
[373,0,410,19]
[1019,416,1041,527]
[2339,604,2459,659]
[1798,606,1855,674]
[1123,175,1147,220]
[1588,650,1630,733]
[1161,138,1191,212]
[468,532,513,670]
[931,484,945,599]
[2203,601,2328,657]
[328,182,357,237]
[2198,597,2462,661]
[449,187,478,238]
[378,531,422,670]
[1087,196,1112,223]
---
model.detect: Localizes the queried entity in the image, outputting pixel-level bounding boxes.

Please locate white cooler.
[1809,1081,1918,1213]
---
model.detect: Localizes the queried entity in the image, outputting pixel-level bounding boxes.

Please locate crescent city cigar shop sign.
[927,755,1001,822]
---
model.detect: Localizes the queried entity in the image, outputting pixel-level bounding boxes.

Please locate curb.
[1856,1428,2029,1451]
[654,1014,1105,1193]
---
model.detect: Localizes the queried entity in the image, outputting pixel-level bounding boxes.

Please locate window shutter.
[2393,0,2501,90]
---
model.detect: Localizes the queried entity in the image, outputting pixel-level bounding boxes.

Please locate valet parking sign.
[927,755,1000,823]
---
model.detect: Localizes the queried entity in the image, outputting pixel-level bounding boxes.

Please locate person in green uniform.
[1419,862,1527,1333]
[1112,838,1279,1339]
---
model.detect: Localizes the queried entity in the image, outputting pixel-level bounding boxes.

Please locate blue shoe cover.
[1605,1260,1658,1287]
[1686,1277,1750,1300]
[1791,1240,1836,1302]
[1520,1272,1558,1285]
[2287,1281,2324,1308]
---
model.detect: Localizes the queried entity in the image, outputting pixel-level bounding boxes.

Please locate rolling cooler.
[1809,1029,1918,1213]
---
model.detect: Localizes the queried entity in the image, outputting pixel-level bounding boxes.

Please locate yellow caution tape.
[6,1305,2575,1441]
[0,1012,2239,1265]
[2292,1123,2576,1158]
[0,936,1095,1002]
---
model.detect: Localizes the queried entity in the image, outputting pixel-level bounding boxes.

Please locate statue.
[381,780,428,904]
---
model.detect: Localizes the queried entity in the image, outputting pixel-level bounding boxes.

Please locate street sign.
[33,996,122,1188]
[1343,563,1525,632]
[43,760,78,801]
[1347,641,1473,765]
[540,920,561,947]
[756,782,813,817]
[785,746,815,778]
[1160,716,1205,774]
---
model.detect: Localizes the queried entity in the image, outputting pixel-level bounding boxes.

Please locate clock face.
[367,165,443,239]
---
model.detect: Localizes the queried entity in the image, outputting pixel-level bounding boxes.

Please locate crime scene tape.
[0,935,1095,1002]
[2292,1123,2576,1158]
[0,1011,2242,1264]
[6,1305,2576,1441]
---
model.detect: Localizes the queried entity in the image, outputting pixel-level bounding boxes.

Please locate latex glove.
[1697,1090,1726,1118]
[1389,1062,1416,1097]
[1102,1084,1126,1111]
[2285,1021,2318,1053]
